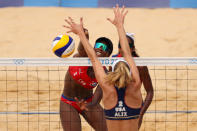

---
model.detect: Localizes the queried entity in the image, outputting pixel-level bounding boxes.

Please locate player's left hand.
[74,97,89,111]
[63,17,84,35]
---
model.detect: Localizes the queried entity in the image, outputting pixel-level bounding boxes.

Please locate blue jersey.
[104,86,141,120]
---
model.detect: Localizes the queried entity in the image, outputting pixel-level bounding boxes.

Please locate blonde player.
[112,33,153,129]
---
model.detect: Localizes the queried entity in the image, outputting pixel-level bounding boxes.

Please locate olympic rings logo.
[14,59,25,65]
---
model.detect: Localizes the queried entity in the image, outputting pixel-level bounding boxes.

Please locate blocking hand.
[107,4,128,27]
[63,17,84,35]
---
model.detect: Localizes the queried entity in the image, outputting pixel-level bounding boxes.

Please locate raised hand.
[63,17,84,35]
[107,4,128,27]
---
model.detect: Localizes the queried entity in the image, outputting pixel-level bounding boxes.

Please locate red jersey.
[112,53,122,57]
[69,66,98,89]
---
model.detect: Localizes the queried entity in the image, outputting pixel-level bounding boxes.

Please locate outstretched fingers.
[107,4,128,26]
[121,5,128,17]
[115,4,128,16]
[121,5,125,14]
[63,17,85,35]
[62,25,70,29]
[64,18,72,25]
[68,17,74,24]
[62,25,72,33]
[64,16,76,26]
[123,10,128,19]
[107,17,113,24]
[116,4,119,13]
[63,17,74,33]
[112,5,116,15]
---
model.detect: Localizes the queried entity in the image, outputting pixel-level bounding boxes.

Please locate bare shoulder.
[102,83,116,100]
[101,82,115,93]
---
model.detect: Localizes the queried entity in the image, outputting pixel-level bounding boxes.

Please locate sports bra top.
[104,86,141,120]
[69,66,98,89]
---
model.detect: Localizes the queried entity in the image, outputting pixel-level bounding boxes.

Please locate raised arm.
[64,23,89,57]
[75,28,89,57]
[63,17,107,88]
[107,5,140,85]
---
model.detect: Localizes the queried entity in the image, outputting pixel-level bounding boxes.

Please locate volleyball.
[52,34,75,57]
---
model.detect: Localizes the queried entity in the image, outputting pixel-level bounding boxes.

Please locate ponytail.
[105,62,132,88]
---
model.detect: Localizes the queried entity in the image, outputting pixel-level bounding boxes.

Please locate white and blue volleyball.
[52,34,75,57]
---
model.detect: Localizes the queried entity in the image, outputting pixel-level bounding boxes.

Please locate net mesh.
[0,58,197,131]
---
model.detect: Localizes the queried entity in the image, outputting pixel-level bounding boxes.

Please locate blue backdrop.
[98,0,169,8]
[24,0,59,6]
[170,0,197,8]
[0,0,23,7]
[1,0,197,8]
[61,0,98,7]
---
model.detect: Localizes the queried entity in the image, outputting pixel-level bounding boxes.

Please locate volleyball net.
[0,57,197,131]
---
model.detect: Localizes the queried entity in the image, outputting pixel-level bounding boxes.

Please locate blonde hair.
[105,62,132,89]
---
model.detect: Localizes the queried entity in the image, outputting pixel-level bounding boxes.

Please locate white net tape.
[0,57,197,66]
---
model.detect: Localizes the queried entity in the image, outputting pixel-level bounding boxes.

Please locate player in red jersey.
[60,26,113,131]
